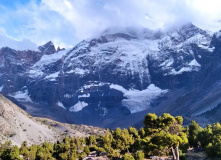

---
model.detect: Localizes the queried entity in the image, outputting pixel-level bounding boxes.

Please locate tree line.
[0,113,220,160]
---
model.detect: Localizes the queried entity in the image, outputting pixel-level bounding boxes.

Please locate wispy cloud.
[0,0,221,48]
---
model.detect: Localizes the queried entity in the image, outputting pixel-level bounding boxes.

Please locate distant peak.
[38,41,56,55]
[193,20,221,33]
[43,41,54,47]
[101,26,154,40]
[0,33,38,51]
[57,46,65,52]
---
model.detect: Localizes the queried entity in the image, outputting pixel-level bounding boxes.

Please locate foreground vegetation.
[0,113,220,160]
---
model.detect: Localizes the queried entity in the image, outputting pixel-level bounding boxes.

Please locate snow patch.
[169,59,201,75]
[110,84,127,93]
[57,102,66,110]
[45,71,60,81]
[78,93,90,98]
[160,59,174,68]
[198,44,215,52]
[109,84,168,113]
[69,101,88,112]
[67,68,89,75]
[198,44,208,49]
[170,67,193,75]
[64,94,73,98]
[178,33,209,49]
[9,90,32,102]
[0,85,3,92]
[81,82,108,90]
[29,70,44,78]
[189,59,201,67]
[101,107,108,116]
[33,49,68,69]
[208,46,215,52]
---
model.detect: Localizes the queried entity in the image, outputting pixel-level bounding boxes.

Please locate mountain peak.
[45,41,54,46]
[101,26,154,40]
[38,41,56,55]
[57,46,65,52]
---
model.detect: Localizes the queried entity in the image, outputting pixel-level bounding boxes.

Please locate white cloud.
[1,0,221,48]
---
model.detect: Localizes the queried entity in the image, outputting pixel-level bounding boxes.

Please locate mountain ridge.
[1,23,221,128]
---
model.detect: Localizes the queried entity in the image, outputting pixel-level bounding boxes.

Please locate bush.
[134,151,144,160]
[84,146,90,155]
[124,153,135,160]
[179,150,186,160]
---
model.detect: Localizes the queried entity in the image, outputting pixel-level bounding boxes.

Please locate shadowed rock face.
[1,24,221,128]
[38,41,56,55]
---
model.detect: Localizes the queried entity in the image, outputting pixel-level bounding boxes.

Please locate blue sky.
[0,0,221,49]
[0,0,32,8]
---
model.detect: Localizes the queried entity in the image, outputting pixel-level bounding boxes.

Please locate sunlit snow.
[45,71,60,81]
[0,85,3,92]
[78,93,90,98]
[69,101,88,112]
[66,68,89,75]
[110,84,168,113]
[9,90,32,102]
[57,101,66,110]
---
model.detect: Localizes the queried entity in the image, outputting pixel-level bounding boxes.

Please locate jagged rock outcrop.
[38,41,56,55]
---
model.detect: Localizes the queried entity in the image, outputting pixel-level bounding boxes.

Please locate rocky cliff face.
[1,23,221,128]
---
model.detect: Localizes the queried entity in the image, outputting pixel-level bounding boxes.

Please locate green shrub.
[124,153,135,160]
[134,151,144,160]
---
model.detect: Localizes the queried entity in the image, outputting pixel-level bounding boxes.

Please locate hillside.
[0,94,105,146]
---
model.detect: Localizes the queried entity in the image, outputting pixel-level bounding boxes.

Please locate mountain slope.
[0,94,59,146]
[0,94,105,146]
[1,23,221,128]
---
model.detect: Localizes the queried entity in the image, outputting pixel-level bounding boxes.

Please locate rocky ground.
[0,94,105,146]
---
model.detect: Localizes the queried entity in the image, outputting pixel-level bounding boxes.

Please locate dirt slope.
[0,94,105,146]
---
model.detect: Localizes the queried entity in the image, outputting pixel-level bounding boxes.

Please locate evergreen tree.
[138,128,145,139]
[0,141,13,160]
[203,122,221,157]
[28,145,37,160]
[87,135,96,146]
[188,121,202,148]
[9,145,21,160]
[197,124,212,148]
[20,141,29,159]
[36,142,54,160]
[112,128,134,153]
[134,151,144,160]
[143,113,188,160]
[124,153,135,160]
[84,146,90,155]
[102,129,113,151]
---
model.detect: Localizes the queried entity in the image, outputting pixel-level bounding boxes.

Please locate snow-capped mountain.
[1,23,221,128]
[0,32,38,51]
